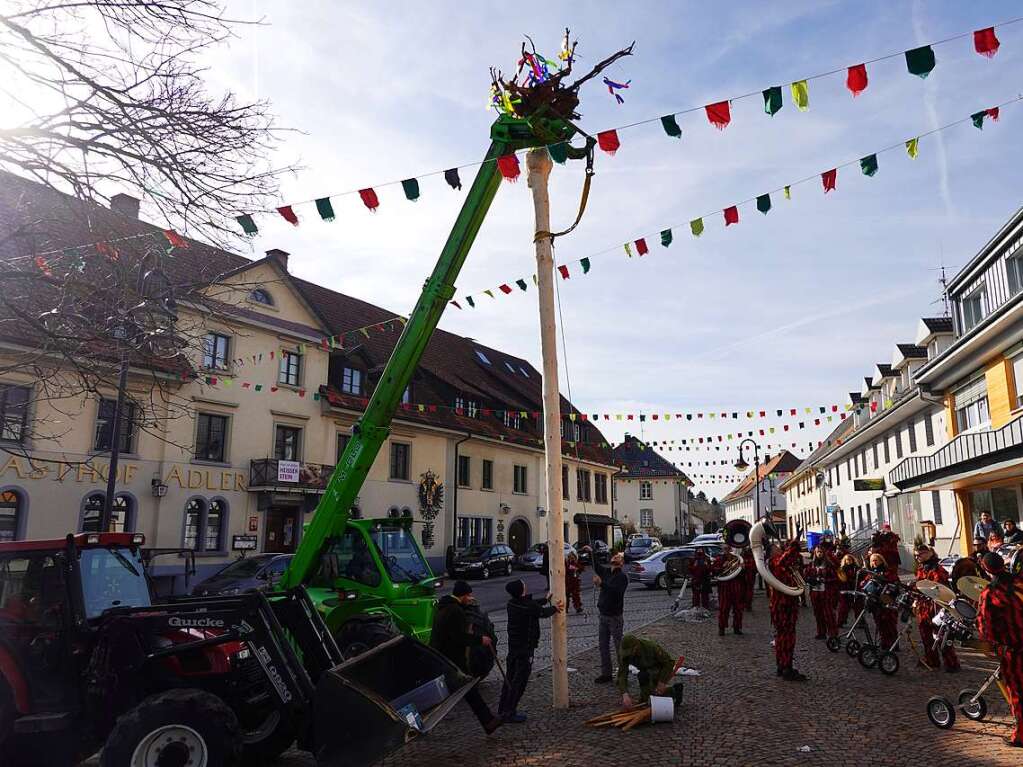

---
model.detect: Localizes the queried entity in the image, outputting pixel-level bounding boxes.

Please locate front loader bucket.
[311,634,475,767]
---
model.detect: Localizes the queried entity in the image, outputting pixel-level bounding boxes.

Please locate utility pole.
[527,147,569,709]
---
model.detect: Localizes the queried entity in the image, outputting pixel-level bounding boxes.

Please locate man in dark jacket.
[593,552,629,684]
[498,579,561,722]
[1003,518,1023,544]
[430,581,502,734]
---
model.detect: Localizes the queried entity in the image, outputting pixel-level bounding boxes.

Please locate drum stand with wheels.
[670,577,690,613]
[926,644,1007,730]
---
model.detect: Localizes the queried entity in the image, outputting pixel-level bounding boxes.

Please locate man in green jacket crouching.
[616,634,676,707]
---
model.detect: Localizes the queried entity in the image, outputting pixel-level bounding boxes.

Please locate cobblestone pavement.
[275,589,1020,767]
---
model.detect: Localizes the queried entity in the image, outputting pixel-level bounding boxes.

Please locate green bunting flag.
[661,114,682,138]
[762,86,782,116]
[466,296,475,308]
[906,137,919,158]
[756,194,771,214]
[401,178,420,201]
[580,257,591,274]
[236,214,258,235]
[690,218,704,237]
[905,45,936,78]
[783,185,791,200]
[516,278,528,291]
[315,198,335,221]
[791,80,809,111]
[548,142,569,164]
[860,154,878,177]
[254,384,263,392]
[484,289,495,299]
[624,243,633,257]
[660,229,673,247]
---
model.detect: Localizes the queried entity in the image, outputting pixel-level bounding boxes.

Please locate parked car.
[689,533,723,546]
[626,548,683,589]
[650,544,725,588]
[191,552,293,596]
[451,543,516,579]
[517,542,576,571]
[573,539,610,566]
[623,536,662,562]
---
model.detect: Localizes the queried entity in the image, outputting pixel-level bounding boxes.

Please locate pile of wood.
[584,704,651,731]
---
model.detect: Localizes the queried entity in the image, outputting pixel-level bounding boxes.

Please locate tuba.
[750,519,806,597]
[713,520,752,582]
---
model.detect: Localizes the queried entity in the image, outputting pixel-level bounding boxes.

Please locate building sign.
[853,478,886,492]
[0,455,246,492]
[232,534,258,551]
[277,460,301,483]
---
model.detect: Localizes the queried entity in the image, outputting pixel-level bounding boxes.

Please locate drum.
[948,597,977,623]
[1008,546,1022,577]
[863,578,885,600]
[879,582,900,607]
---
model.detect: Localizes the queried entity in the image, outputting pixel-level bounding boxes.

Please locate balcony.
[890,415,1023,490]
[249,459,335,492]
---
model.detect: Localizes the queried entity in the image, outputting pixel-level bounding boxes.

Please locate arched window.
[205,499,226,551]
[183,497,205,550]
[0,489,25,542]
[81,492,104,532]
[249,288,274,306]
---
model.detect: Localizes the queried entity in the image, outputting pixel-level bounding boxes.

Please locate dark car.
[573,540,610,566]
[623,536,662,562]
[451,543,515,579]
[191,552,293,596]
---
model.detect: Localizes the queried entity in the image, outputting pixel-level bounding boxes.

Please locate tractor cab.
[306,517,442,648]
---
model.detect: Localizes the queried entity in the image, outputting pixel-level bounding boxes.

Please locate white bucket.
[649,695,675,723]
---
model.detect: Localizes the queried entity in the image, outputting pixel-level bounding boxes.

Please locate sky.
[199,1,1023,494]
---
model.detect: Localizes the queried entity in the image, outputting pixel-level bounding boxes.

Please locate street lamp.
[735,438,762,523]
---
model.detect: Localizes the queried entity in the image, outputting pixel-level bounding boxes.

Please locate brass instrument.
[750,520,806,597]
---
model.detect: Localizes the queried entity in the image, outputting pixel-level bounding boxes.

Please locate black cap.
[452,580,473,597]
[505,579,525,598]
[981,552,1005,574]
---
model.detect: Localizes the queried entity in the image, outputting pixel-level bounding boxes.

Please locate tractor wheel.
[335,614,399,658]
[240,709,297,765]
[101,688,241,767]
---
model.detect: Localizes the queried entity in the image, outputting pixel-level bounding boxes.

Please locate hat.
[505,579,525,598]
[452,580,473,597]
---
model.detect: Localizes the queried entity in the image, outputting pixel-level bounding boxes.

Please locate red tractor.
[0,533,472,766]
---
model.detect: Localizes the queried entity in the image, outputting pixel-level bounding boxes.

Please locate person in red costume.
[805,546,838,640]
[913,544,960,671]
[565,550,585,614]
[872,525,902,581]
[836,553,861,627]
[976,552,1023,748]
[742,547,756,612]
[768,538,807,681]
[711,550,744,636]
[861,552,898,649]
[689,548,711,608]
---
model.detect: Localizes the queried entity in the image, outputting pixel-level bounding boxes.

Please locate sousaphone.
[714,520,751,581]
[750,519,806,597]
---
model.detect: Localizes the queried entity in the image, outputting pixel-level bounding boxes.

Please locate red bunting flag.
[557,265,570,279]
[277,206,299,225]
[974,27,1000,58]
[597,129,620,155]
[705,101,731,130]
[499,284,513,294]
[163,229,189,249]
[497,154,520,181]
[821,168,837,193]
[723,206,739,226]
[34,256,52,276]
[635,238,649,255]
[846,64,868,96]
[986,107,1000,121]
[359,188,380,211]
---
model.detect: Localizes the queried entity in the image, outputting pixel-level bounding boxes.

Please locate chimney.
[266,248,290,272]
[110,193,140,219]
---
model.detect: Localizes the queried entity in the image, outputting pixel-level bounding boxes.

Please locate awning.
[573,513,618,527]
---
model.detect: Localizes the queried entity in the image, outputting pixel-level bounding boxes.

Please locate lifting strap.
[534,137,596,244]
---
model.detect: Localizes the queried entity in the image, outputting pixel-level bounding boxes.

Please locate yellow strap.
[534,168,593,244]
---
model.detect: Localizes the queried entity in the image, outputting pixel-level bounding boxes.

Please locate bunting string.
[230,19,1020,234]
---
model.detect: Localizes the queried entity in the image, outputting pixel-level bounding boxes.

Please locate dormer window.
[504,361,516,373]
[502,410,521,429]
[341,367,362,395]
[250,288,274,306]
[519,367,529,378]
[1007,254,1023,296]
[474,350,491,365]
[961,286,986,332]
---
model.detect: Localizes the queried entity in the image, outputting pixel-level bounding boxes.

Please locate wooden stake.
[527,147,568,710]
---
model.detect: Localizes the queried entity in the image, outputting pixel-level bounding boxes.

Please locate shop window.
[0,385,30,443]
[182,497,227,552]
[183,498,204,550]
[205,499,225,550]
[81,493,134,533]
[94,398,137,453]
[456,516,493,548]
[0,489,25,542]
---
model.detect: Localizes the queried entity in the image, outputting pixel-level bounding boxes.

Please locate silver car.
[627,544,724,589]
[516,542,576,571]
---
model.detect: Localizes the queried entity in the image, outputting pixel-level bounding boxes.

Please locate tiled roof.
[778,418,854,490]
[896,343,928,359]
[0,170,613,466]
[722,449,803,503]
[612,434,691,481]
[921,317,953,334]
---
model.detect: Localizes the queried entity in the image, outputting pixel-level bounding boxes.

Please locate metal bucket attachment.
[311,634,475,767]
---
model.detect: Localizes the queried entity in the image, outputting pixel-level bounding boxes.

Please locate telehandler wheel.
[101,688,242,767]
[240,709,297,765]
[335,614,399,658]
